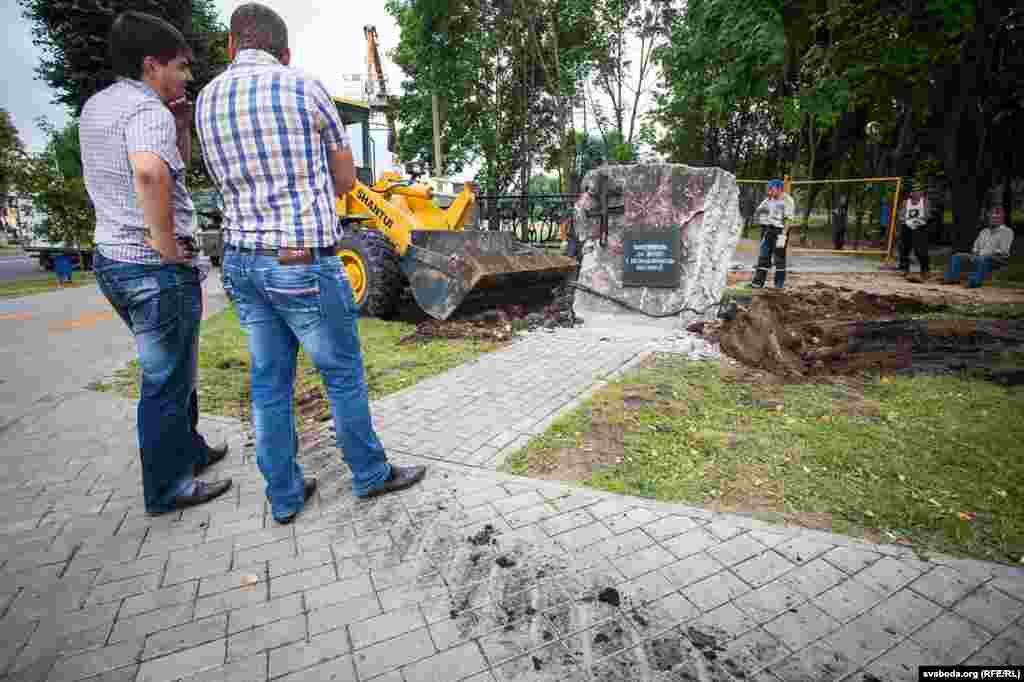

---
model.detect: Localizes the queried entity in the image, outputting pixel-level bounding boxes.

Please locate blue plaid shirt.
[195,50,349,250]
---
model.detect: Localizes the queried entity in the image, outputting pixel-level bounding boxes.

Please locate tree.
[588,0,665,164]
[797,0,1023,247]
[527,174,561,194]
[20,0,228,114]
[13,120,94,252]
[385,0,610,194]
[653,0,790,175]
[0,109,26,218]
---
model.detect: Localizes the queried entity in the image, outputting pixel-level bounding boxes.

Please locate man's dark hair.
[109,11,192,80]
[230,3,288,59]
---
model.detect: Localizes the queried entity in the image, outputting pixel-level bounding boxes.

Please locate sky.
[2,1,404,159]
[2,0,70,152]
[2,1,655,178]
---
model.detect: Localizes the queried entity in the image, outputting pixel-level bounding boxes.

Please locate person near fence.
[80,11,232,515]
[751,180,796,288]
[832,192,849,250]
[53,253,74,287]
[942,206,1015,288]
[898,183,931,280]
[195,2,425,525]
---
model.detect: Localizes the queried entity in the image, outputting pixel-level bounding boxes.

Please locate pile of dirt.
[398,282,579,343]
[702,285,1024,380]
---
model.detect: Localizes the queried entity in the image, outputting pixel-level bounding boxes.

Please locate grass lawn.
[92,307,506,425]
[505,356,1024,564]
[0,272,97,299]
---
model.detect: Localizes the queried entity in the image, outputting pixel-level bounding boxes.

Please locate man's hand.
[168,97,194,131]
[168,98,194,167]
[327,147,356,198]
[145,233,188,264]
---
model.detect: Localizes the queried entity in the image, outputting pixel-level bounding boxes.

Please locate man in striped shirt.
[195,3,425,524]
[80,12,232,515]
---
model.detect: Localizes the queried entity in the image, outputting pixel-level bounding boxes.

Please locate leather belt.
[226,245,336,265]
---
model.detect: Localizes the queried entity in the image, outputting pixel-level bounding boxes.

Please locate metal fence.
[475,194,580,243]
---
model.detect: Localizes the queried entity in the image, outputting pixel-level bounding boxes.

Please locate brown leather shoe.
[357,465,426,499]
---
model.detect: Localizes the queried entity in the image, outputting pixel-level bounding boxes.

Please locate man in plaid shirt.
[195,3,425,524]
[80,11,232,515]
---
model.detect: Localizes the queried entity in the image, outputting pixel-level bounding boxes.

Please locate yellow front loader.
[335,173,577,320]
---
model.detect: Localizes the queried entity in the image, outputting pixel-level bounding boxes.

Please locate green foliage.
[13,120,94,250]
[0,109,25,201]
[39,118,82,179]
[20,0,228,113]
[576,132,606,179]
[653,0,787,173]
[527,174,561,195]
[385,0,612,192]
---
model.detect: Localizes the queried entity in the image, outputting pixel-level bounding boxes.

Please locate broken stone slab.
[572,164,742,331]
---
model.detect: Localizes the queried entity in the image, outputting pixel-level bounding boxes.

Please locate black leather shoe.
[166,479,232,513]
[195,443,229,474]
[272,478,318,525]
[357,465,426,499]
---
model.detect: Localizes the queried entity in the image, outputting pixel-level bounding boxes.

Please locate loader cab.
[333,97,375,186]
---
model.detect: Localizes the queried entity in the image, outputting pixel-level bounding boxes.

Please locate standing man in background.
[751,179,796,289]
[195,3,425,525]
[898,182,931,280]
[80,11,231,515]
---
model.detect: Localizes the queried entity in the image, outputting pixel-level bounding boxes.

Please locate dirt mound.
[707,286,1024,380]
[397,283,578,344]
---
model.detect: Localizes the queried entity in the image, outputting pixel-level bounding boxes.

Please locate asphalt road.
[0,253,47,283]
[0,271,228,427]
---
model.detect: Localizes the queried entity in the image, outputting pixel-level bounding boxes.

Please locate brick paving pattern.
[1,330,1022,681]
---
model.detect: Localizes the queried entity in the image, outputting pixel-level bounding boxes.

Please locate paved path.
[0,255,42,284]
[1,268,1022,681]
[731,240,884,274]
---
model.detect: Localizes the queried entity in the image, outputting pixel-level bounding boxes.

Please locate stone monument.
[572,164,741,330]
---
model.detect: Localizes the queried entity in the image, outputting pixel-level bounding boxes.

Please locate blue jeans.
[94,254,207,513]
[944,253,1003,288]
[221,247,391,519]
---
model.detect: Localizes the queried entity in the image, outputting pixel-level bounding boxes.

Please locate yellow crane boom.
[364,25,398,156]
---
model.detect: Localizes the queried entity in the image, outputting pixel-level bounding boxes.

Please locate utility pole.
[432,94,444,177]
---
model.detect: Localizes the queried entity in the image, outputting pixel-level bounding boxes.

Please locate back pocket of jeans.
[263,268,322,330]
[122,276,168,334]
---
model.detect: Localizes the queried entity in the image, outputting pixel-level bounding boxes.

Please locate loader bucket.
[398,231,578,320]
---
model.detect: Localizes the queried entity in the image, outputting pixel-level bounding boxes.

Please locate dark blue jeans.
[752,226,787,288]
[221,247,391,520]
[94,254,208,513]
[944,253,1005,288]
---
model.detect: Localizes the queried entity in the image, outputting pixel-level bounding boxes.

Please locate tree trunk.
[941,3,1001,253]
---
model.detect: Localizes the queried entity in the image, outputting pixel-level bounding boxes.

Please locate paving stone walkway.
[1,328,1023,682]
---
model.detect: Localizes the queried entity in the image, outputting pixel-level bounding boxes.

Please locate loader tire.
[336,230,403,318]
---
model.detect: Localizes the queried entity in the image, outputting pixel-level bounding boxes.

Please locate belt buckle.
[278,248,313,265]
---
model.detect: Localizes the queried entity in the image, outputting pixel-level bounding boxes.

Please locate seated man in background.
[943,206,1015,288]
